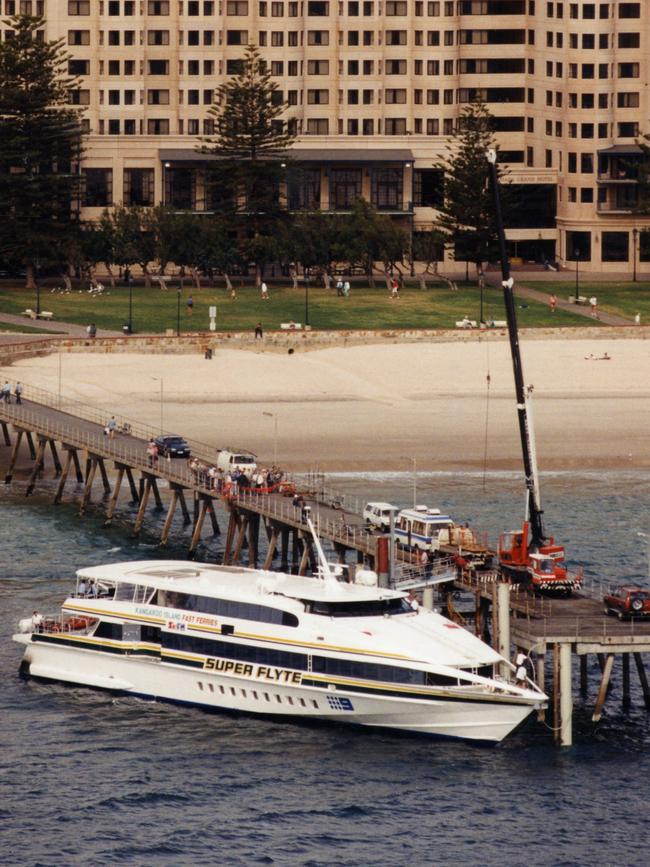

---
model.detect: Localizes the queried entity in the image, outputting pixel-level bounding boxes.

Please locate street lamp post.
[638,532,650,578]
[574,248,580,302]
[125,266,133,334]
[35,261,41,316]
[263,411,278,465]
[152,377,163,434]
[176,287,181,337]
[304,268,310,327]
[401,455,417,507]
[632,228,638,282]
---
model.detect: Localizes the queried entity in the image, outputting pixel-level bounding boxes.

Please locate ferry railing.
[34,613,98,635]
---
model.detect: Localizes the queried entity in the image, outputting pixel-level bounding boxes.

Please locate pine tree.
[201,44,295,283]
[0,15,85,287]
[435,101,504,275]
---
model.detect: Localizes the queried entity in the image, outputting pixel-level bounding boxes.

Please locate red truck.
[603,585,650,620]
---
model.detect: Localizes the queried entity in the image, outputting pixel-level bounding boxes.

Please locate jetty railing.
[4,381,230,467]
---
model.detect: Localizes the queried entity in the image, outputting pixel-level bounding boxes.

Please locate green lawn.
[527,281,650,321]
[0,281,605,333]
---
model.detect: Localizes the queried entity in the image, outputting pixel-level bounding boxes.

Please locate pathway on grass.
[486,273,634,327]
[0,311,120,341]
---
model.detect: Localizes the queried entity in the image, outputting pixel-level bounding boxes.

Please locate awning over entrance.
[159,147,414,165]
[597,144,643,155]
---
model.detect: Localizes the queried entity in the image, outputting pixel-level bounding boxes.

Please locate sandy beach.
[2,335,649,471]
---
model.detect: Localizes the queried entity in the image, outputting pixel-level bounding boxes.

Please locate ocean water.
[2,471,650,867]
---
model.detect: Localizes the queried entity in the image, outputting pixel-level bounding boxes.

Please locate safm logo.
[326,695,354,711]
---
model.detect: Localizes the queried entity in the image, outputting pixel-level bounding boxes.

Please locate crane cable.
[481,291,492,492]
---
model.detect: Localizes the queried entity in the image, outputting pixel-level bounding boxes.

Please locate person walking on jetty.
[106,416,117,438]
[147,439,158,467]
[14,382,23,404]
[2,381,11,403]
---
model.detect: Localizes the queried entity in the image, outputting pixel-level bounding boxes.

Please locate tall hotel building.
[19,0,649,272]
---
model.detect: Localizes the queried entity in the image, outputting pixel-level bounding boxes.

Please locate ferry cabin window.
[141,625,161,643]
[94,621,123,640]
[162,633,307,670]
[164,593,299,626]
[308,598,413,617]
[114,582,139,602]
[312,657,457,686]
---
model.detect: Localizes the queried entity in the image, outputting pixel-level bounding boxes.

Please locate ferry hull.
[17,639,541,744]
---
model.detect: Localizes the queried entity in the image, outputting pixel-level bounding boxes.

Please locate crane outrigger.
[486,150,582,596]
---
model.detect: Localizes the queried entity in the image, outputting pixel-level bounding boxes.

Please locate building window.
[70,89,90,105]
[147,119,170,134]
[124,168,154,206]
[68,0,90,12]
[288,168,320,210]
[330,169,362,207]
[68,59,89,75]
[148,60,169,74]
[147,89,170,105]
[307,60,329,75]
[384,118,407,135]
[68,30,90,45]
[371,167,403,210]
[147,0,170,12]
[83,168,112,206]
[602,232,629,262]
[306,118,328,134]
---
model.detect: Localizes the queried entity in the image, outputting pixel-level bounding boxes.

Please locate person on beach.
[549,293,557,313]
[14,382,23,404]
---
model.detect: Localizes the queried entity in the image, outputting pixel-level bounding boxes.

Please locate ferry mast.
[486,149,546,551]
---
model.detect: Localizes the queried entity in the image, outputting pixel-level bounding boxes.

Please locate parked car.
[603,584,650,620]
[154,434,191,459]
[363,502,397,533]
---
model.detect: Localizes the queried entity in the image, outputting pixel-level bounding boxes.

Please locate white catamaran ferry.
[14,540,546,743]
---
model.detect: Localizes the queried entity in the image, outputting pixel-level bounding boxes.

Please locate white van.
[394,506,454,552]
[216,448,257,477]
[363,502,397,532]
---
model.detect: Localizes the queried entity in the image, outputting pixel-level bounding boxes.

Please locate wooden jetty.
[2,384,650,746]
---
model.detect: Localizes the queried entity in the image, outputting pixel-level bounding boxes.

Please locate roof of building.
[159,147,414,164]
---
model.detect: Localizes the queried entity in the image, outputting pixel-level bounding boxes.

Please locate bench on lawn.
[568,295,588,305]
[22,309,54,320]
[455,319,477,329]
[280,322,302,330]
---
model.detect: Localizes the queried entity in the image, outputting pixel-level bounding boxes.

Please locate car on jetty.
[13,524,547,743]
[603,585,650,620]
[154,434,191,459]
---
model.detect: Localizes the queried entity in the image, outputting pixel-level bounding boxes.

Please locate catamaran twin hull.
[17,636,538,743]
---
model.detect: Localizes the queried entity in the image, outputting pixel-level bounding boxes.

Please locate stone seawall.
[0,325,648,366]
